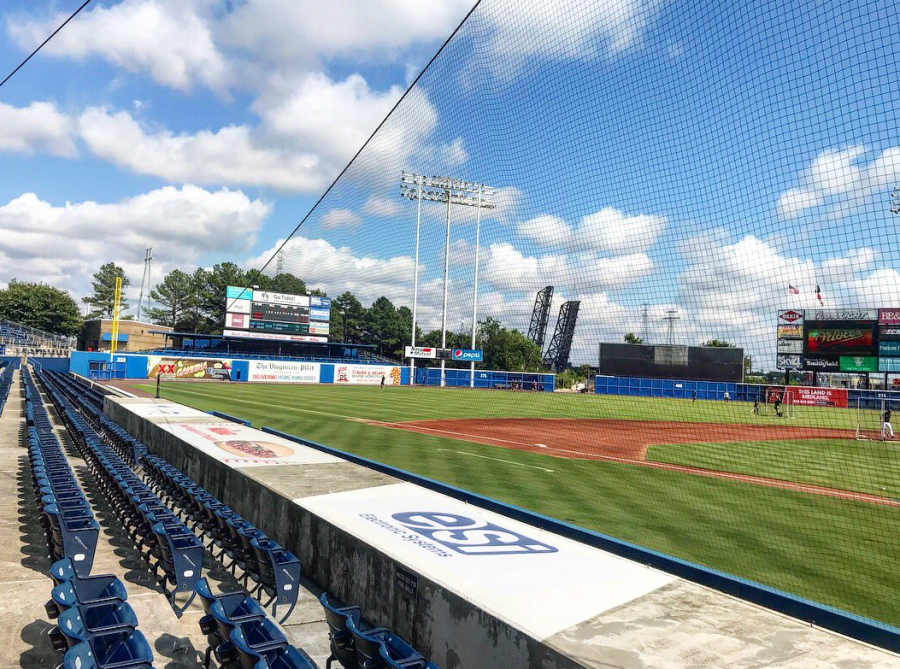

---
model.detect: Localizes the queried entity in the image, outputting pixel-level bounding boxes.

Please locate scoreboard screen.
[224,286,331,343]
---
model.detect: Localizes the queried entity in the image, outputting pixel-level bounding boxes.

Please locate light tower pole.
[400,173,495,387]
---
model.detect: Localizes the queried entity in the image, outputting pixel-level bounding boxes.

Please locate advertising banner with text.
[247,360,321,384]
[148,357,233,380]
[788,386,849,408]
[805,324,875,355]
[334,364,402,385]
[879,309,900,324]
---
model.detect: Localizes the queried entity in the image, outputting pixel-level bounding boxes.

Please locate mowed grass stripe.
[139,382,900,626]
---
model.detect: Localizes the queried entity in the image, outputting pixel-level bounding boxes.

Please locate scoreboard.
[224,286,331,343]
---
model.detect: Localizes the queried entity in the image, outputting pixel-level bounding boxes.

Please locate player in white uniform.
[883,406,895,441]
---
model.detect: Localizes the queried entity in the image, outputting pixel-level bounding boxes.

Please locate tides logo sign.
[389,511,557,556]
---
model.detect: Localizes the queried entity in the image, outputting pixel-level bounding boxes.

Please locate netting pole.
[470,183,483,389]
[440,191,452,388]
[410,176,422,386]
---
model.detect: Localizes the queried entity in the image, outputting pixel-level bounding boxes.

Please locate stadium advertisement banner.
[296,482,675,640]
[777,324,803,339]
[880,358,900,373]
[776,339,803,354]
[311,296,332,308]
[122,402,210,419]
[309,307,331,321]
[157,421,342,469]
[247,360,320,384]
[309,324,330,335]
[776,354,801,370]
[805,324,874,355]
[226,286,252,300]
[226,313,247,329]
[252,290,310,307]
[404,346,437,359]
[790,386,849,408]
[334,364,402,385]
[778,309,804,324]
[880,326,900,341]
[452,348,484,362]
[223,329,326,343]
[879,309,900,324]
[147,357,233,380]
[227,299,251,315]
[811,309,876,321]
[880,341,900,356]
[839,356,878,373]
[802,356,840,371]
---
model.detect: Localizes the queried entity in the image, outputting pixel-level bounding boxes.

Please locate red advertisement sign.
[805,326,874,355]
[879,309,900,324]
[785,386,848,408]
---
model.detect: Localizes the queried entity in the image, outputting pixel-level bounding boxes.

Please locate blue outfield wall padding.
[208,410,251,426]
[230,359,249,381]
[264,425,900,654]
[319,363,335,384]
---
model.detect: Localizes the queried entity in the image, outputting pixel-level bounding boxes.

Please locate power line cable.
[0,0,94,91]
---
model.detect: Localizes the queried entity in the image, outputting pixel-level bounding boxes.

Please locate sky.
[0,0,898,367]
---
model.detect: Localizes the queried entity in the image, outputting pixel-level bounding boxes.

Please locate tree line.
[0,261,546,371]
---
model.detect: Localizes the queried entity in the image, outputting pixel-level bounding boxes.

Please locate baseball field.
[135,381,900,626]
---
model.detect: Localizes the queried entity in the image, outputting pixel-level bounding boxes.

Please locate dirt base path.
[371,417,900,507]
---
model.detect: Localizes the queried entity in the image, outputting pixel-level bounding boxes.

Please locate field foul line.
[436,449,554,472]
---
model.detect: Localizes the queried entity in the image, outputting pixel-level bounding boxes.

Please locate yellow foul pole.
[110,276,122,356]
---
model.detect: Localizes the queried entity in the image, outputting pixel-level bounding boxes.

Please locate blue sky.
[0,0,898,365]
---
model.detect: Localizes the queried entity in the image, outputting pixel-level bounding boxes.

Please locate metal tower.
[663,309,680,345]
[527,286,554,351]
[136,247,153,322]
[543,300,580,371]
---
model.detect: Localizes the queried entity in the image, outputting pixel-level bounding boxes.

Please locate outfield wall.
[594,374,900,408]
[415,366,555,391]
[69,351,410,385]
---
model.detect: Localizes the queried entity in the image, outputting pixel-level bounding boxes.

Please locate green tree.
[196,262,247,333]
[364,296,404,357]
[83,263,130,318]
[703,339,734,347]
[269,273,307,295]
[333,292,365,343]
[623,332,644,344]
[478,317,544,371]
[0,281,82,336]
[145,269,197,329]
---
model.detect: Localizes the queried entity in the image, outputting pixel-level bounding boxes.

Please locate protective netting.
[232,0,900,626]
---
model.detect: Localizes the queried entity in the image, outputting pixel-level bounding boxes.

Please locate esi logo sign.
[451,348,483,362]
[392,511,557,556]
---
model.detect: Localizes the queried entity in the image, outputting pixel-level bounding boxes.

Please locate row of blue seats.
[46,556,155,669]
[55,370,443,668]
[142,454,302,624]
[38,369,204,613]
[0,362,14,414]
[23,368,157,668]
[23,368,100,575]
[44,371,316,669]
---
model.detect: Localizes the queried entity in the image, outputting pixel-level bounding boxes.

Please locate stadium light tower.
[891,185,900,215]
[401,172,495,387]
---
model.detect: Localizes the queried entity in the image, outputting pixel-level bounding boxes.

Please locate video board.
[775,309,900,373]
[224,286,331,343]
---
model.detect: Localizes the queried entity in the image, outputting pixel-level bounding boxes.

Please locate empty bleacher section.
[0,317,73,358]
[33,369,441,668]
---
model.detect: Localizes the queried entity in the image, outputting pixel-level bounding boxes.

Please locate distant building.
[78,319,172,353]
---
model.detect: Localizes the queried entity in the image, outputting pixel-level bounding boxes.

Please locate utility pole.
[663,309,680,345]
[136,247,153,322]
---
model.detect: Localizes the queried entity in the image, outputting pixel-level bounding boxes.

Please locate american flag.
[788,284,799,295]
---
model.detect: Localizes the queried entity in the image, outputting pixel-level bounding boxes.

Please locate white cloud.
[474,0,661,77]
[777,145,900,220]
[518,207,666,253]
[482,242,653,293]
[78,107,323,192]
[221,0,473,73]
[0,186,270,299]
[362,196,404,218]
[0,101,76,157]
[320,208,362,230]
[245,236,416,306]
[7,0,229,93]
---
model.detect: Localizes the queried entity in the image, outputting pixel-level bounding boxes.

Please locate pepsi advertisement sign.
[452,348,483,362]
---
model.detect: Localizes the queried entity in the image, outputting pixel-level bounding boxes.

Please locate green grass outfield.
[138,382,900,626]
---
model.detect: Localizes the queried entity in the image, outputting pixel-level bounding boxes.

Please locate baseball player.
[883,405,895,441]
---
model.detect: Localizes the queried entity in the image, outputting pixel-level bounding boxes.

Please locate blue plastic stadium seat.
[48,574,128,618]
[53,601,139,649]
[250,538,301,622]
[347,619,390,668]
[320,594,362,669]
[230,619,289,669]
[255,646,316,669]
[63,630,154,669]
